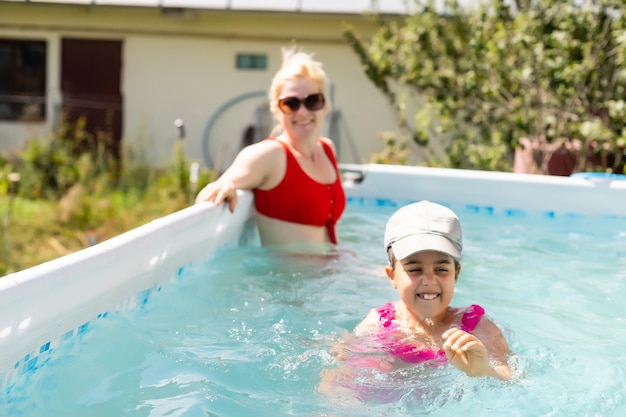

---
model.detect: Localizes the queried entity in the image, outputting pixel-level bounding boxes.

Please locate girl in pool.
[319,201,513,400]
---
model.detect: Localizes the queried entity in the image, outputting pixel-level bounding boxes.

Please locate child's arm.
[442,319,513,380]
[318,310,390,402]
[353,308,381,337]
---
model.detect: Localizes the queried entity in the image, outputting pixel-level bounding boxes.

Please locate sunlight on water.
[2,203,626,416]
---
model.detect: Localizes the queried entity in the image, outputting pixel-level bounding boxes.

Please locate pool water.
[3,201,626,416]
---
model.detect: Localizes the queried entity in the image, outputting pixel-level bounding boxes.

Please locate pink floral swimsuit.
[375,302,485,364]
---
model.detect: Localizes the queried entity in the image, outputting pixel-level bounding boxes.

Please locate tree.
[346,0,626,173]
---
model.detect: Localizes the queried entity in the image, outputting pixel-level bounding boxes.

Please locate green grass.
[0,130,216,276]
[0,187,190,276]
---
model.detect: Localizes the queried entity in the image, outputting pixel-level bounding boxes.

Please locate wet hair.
[268,46,330,120]
[387,247,460,272]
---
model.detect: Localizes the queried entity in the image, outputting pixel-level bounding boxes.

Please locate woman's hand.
[195,181,238,213]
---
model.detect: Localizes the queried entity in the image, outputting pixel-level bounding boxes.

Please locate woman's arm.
[195,141,282,212]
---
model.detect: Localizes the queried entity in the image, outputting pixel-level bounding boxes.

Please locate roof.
[7,0,415,15]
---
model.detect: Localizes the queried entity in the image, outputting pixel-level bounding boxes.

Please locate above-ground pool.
[1,164,625,416]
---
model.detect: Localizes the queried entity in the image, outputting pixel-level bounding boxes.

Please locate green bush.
[0,124,214,276]
[346,0,626,173]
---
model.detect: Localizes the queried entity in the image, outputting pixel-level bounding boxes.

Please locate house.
[0,0,422,171]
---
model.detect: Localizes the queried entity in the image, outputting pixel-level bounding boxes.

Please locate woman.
[195,47,346,246]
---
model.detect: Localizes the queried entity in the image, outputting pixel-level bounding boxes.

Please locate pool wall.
[342,164,626,216]
[0,191,255,388]
[1,164,625,388]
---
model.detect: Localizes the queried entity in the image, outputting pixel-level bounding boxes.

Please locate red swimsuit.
[253,138,346,244]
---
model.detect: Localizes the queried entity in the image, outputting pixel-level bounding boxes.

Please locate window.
[0,39,47,121]
[236,53,267,70]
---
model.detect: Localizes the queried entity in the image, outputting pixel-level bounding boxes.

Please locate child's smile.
[418,292,440,301]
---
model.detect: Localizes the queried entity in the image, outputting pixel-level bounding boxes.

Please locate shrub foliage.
[346,0,626,172]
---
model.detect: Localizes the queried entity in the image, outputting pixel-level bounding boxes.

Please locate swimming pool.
[1,164,626,415]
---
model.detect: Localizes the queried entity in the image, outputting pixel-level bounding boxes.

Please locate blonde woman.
[195,47,345,246]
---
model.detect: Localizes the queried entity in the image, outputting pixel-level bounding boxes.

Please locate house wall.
[0,3,422,167]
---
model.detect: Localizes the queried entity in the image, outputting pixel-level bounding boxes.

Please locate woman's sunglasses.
[277,93,325,114]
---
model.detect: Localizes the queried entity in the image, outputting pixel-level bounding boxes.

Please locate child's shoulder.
[354,302,394,336]
[445,304,487,330]
[451,303,485,316]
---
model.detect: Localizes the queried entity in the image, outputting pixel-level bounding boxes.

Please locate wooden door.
[61,38,123,173]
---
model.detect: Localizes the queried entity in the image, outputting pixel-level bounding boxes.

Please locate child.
[319,201,513,401]
[352,200,513,380]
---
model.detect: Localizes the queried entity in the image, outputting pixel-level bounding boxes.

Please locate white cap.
[384,200,463,261]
